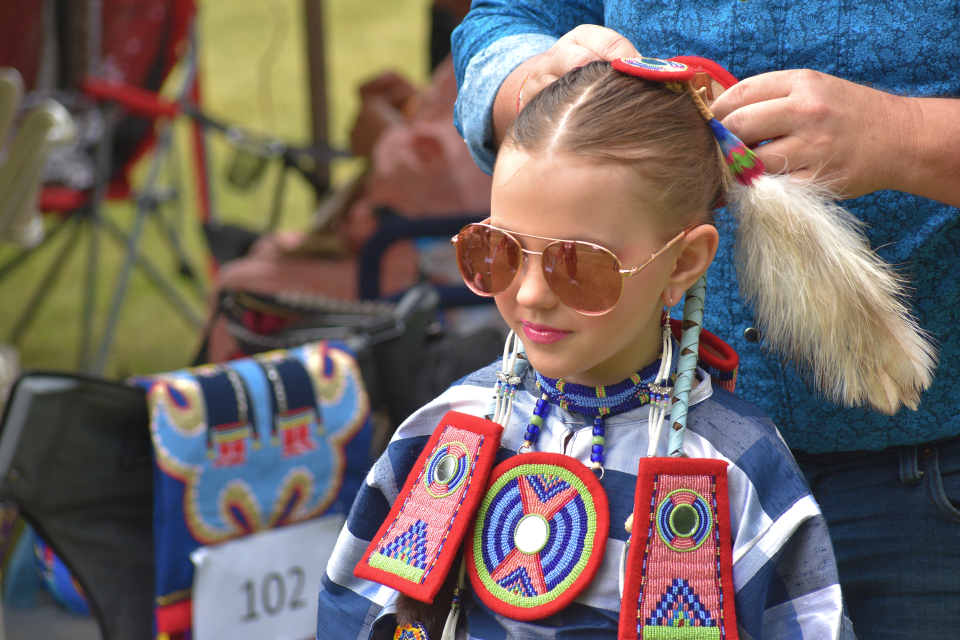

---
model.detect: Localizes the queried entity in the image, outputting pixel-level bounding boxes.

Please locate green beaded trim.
[641,626,721,639]
[367,553,426,584]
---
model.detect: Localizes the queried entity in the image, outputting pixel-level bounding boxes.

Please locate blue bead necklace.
[523,333,679,472]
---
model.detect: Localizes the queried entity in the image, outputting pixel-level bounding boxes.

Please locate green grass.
[0,0,429,378]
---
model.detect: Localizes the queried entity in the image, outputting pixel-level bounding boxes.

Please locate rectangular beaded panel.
[355,412,503,603]
[619,457,738,640]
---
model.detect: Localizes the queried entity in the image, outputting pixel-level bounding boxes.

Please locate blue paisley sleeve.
[451,0,605,174]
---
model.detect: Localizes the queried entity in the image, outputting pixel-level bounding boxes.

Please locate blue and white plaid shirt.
[316,363,855,639]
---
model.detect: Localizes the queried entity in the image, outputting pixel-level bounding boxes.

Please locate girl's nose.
[513,251,560,311]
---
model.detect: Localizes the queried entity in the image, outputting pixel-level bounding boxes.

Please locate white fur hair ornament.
[612,56,937,415]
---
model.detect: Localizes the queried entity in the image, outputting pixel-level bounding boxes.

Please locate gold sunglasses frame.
[450,219,687,315]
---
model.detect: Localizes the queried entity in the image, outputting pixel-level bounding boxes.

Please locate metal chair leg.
[79,105,115,371]
[0,213,71,281]
[100,216,203,328]
[8,216,83,344]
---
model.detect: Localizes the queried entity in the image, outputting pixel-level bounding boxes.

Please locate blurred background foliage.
[0,0,430,378]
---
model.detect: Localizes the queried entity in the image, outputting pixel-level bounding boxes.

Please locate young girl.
[313,59,916,639]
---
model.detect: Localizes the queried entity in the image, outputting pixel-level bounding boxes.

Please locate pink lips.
[520,321,571,345]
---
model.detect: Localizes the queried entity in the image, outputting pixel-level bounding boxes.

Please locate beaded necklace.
[522,333,679,473]
[457,325,682,628]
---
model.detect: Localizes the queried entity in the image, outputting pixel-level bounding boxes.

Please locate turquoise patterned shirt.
[451,0,960,453]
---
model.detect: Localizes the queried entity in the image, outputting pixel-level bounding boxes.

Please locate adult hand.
[493,25,639,146]
[709,69,919,199]
[516,25,640,112]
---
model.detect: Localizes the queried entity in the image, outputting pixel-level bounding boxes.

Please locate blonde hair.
[503,61,725,233]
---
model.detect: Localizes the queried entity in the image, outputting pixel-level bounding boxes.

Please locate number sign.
[191,514,345,640]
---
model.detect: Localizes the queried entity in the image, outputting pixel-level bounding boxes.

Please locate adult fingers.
[771,166,853,197]
[538,43,602,82]
[520,26,638,110]
[747,137,794,176]
[518,44,601,112]
[508,27,638,133]
[560,24,640,62]
[711,70,811,121]
[719,96,803,147]
[750,136,849,194]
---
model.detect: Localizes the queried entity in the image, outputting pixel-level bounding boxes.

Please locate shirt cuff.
[455,33,557,175]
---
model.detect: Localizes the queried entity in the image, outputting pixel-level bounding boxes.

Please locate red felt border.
[618,457,739,640]
[669,319,740,374]
[354,411,503,603]
[466,452,610,621]
[611,56,739,92]
[155,599,192,634]
[668,56,740,89]
[611,57,696,82]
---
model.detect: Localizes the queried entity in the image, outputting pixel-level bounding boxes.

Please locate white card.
[191,514,345,640]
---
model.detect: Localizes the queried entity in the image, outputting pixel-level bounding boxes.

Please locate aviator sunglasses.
[451,220,687,315]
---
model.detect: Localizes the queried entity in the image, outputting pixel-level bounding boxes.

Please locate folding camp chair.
[0,373,153,640]
[0,0,209,374]
[0,0,346,376]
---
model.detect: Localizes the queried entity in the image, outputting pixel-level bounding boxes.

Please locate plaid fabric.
[317,363,855,640]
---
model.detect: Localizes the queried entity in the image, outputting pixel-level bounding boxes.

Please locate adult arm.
[452,0,641,173]
[491,27,641,148]
[711,70,960,207]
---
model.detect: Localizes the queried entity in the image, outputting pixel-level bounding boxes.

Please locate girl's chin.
[520,350,580,381]
[524,347,631,387]
[518,335,621,383]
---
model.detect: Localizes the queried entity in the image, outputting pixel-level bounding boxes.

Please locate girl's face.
[491,148,680,387]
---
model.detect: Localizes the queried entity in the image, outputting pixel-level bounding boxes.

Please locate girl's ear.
[661,224,719,305]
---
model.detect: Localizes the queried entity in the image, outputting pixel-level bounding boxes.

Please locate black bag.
[0,373,153,640]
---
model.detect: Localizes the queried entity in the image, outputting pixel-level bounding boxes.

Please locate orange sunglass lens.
[456,226,522,296]
[542,242,622,314]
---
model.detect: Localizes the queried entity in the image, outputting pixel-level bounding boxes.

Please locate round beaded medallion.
[423,442,472,498]
[655,488,713,552]
[467,452,609,621]
[611,56,696,82]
